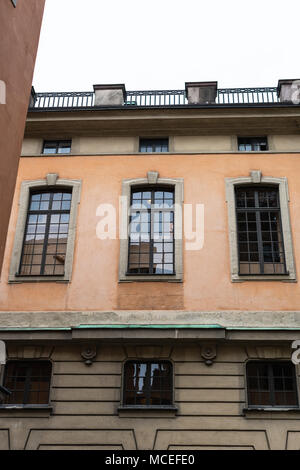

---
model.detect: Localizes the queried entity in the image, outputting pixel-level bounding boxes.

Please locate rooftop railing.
[29,82,299,110]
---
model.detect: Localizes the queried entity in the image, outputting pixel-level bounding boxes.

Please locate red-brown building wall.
[0,0,45,274]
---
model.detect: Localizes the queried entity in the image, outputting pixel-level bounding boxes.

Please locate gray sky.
[33,0,300,92]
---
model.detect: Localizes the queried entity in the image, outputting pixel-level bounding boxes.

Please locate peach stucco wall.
[0,153,300,312]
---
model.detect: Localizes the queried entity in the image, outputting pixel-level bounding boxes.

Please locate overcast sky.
[33,0,300,92]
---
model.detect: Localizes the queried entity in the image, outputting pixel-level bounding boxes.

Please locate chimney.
[185,81,218,105]
[93,84,126,106]
[277,79,300,104]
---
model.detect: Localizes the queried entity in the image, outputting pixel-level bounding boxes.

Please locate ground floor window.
[123,361,173,407]
[3,361,52,405]
[246,361,298,407]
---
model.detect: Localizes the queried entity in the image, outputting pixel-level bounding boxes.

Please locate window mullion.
[40,194,53,275]
[254,191,264,274]
[23,365,31,405]
[269,364,276,406]
[150,191,154,275]
[145,363,151,406]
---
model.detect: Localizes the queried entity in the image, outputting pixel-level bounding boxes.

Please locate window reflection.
[123,361,173,406]
[128,188,174,275]
[19,190,72,276]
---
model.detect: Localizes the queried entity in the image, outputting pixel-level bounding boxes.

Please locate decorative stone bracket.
[81,345,97,366]
[201,344,217,366]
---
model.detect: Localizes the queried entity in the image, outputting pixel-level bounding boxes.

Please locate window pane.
[3,362,51,405]
[139,138,169,153]
[247,362,298,407]
[238,137,268,151]
[128,188,174,275]
[43,147,57,154]
[19,190,71,276]
[123,361,172,407]
[43,140,71,155]
[236,187,286,275]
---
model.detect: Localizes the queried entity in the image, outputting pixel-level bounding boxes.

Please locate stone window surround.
[225,171,296,282]
[119,173,184,282]
[8,174,81,283]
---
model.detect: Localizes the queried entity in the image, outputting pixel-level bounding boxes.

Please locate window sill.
[42,153,71,156]
[243,407,300,415]
[118,405,177,418]
[8,276,70,284]
[232,274,296,283]
[119,275,182,283]
[0,404,53,414]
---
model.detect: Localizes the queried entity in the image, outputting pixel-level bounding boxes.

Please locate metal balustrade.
[29,86,283,110]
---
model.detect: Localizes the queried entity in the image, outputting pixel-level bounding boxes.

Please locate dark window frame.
[42,140,72,155]
[3,360,52,406]
[238,137,268,151]
[235,185,287,276]
[246,361,299,408]
[139,138,169,153]
[122,360,174,408]
[17,188,72,277]
[127,185,175,276]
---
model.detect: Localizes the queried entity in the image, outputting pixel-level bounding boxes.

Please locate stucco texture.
[1,152,300,313]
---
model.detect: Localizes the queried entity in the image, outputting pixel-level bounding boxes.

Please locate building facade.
[0,80,300,449]
[0,0,45,273]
